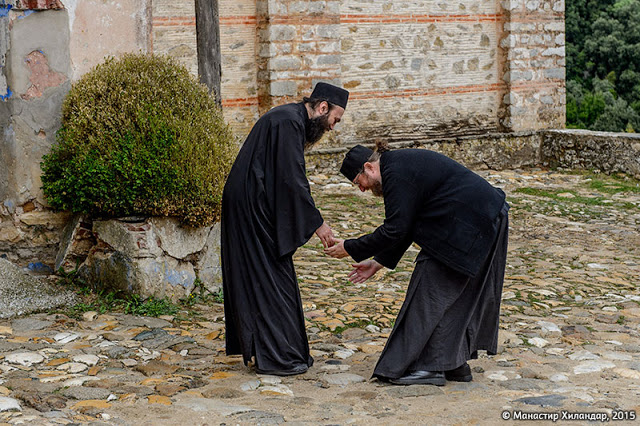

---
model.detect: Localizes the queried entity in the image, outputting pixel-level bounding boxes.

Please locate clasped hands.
[315,223,382,283]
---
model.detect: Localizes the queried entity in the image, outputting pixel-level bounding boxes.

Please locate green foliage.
[566,0,640,132]
[41,54,237,227]
[58,270,180,318]
[68,290,180,318]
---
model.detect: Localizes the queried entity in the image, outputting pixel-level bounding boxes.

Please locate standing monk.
[326,142,509,385]
[221,83,349,376]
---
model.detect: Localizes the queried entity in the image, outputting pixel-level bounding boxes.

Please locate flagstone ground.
[0,167,639,425]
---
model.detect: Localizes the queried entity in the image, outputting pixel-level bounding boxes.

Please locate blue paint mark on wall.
[0,5,13,18]
[18,10,35,19]
[1,87,12,101]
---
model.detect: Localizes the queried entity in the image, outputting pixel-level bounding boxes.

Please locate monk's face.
[305,102,344,147]
[353,162,383,197]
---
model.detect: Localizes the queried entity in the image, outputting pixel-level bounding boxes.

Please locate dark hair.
[366,139,390,162]
[303,96,336,111]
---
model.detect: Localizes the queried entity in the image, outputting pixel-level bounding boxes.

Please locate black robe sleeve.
[373,233,414,269]
[344,171,419,269]
[271,119,324,258]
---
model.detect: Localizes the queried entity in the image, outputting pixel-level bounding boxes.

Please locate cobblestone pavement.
[1,168,639,425]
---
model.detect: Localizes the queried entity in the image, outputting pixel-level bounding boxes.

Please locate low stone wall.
[0,201,71,273]
[57,217,222,302]
[307,129,640,181]
[306,131,543,175]
[541,129,640,179]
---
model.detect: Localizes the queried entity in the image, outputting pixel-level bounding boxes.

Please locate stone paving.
[0,167,639,425]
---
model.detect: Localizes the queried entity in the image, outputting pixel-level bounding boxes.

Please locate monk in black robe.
[221,83,349,376]
[326,142,509,385]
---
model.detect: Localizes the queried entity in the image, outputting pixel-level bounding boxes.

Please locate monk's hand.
[325,239,348,258]
[315,222,335,248]
[348,260,383,283]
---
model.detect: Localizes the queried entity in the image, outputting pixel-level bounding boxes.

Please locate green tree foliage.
[566,0,640,131]
[41,54,238,227]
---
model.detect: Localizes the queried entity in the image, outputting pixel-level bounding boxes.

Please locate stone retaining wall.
[541,130,640,179]
[308,130,640,181]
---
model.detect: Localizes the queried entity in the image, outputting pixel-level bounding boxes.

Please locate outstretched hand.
[315,222,335,248]
[348,260,383,283]
[324,238,348,258]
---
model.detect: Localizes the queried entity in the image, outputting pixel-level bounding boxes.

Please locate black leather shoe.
[445,362,473,382]
[389,371,445,386]
[256,364,308,376]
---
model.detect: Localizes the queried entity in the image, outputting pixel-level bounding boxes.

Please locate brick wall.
[151,0,565,143]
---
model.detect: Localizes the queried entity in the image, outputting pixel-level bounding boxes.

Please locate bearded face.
[305,111,331,149]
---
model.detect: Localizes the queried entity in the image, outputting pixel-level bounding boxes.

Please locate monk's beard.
[305,112,331,149]
[371,179,384,197]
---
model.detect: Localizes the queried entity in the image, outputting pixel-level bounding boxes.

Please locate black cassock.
[221,102,323,372]
[344,149,509,379]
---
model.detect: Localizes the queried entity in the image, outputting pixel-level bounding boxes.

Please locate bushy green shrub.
[41,54,237,227]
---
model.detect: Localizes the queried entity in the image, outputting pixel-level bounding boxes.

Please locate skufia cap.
[340,144,373,182]
[310,82,349,110]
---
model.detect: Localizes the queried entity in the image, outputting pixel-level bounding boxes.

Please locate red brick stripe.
[348,83,506,100]
[153,16,258,26]
[340,14,503,24]
[153,13,516,27]
[219,81,563,107]
[222,97,260,108]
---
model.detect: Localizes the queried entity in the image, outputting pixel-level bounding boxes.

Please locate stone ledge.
[57,217,222,303]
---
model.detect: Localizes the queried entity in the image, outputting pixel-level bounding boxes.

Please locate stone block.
[93,219,162,259]
[149,217,209,260]
[540,95,554,105]
[269,25,296,41]
[289,2,310,14]
[78,250,196,302]
[195,223,222,294]
[500,35,517,49]
[541,47,564,57]
[553,0,564,12]
[309,1,327,14]
[525,0,541,11]
[19,211,71,227]
[544,22,564,31]
[137,256,196,301]
[317,25,340,39]
[270,56,302,71]
[270,80,297,96]
[0,225,22,243]
[543,68,565,79]
[55,215,94,272]
[501,0,523,11]
[317,54,340,66]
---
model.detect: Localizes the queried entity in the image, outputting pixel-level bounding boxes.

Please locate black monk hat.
[310,82,349,110]
[340,144,373,182]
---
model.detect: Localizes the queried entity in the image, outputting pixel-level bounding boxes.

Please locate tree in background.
[566,0,640,132]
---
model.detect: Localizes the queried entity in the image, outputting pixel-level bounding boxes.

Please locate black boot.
[445,362,472,382]
[389,371,446,386]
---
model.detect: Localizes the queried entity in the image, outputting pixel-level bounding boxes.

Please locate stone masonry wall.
[500,0,565,132]
[149,0,567,143]
[541,130,640,179]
